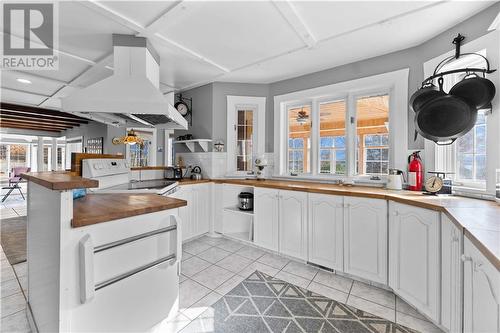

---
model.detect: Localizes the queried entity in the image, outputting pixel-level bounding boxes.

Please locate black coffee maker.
[166,166,183,180]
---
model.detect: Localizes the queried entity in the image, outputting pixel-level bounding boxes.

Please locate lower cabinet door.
[308,193,343,271]
[441,214,462,333]
[254,187,279,252]
[279,190,308,260]
[344,196,387,284]
[389,202,440,322]
[192,184,210,236]
[463,237,500,333]
[170,186,193,241]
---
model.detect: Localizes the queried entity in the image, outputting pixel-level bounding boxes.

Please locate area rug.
[0,216,26,265]
[185,270,418,333]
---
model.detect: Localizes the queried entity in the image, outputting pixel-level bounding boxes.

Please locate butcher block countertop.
[22,171,98,190]
[211,178,500,270]
[72,194,187,227]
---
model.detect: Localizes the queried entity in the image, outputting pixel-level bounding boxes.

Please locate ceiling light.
[16,78,32,84]
[112,129,144,146]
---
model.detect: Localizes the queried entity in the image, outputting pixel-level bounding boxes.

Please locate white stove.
[82,158,178,196]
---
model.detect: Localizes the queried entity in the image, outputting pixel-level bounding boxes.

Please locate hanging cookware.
[414,77,477,145]
[449,72,495,109]
[409,82,445,113]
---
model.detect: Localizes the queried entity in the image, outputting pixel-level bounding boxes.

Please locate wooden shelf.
[223,206,254,216]
[174,139,212,152]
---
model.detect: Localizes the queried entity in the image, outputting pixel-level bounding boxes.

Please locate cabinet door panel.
[308,193,343,270]
[389,202,440,322]
[254,188,279,252]
[463,237,500,333]
[344,197,387,284]
[170,186,193,241]
[279,190,308,260]
[193,184,210,236]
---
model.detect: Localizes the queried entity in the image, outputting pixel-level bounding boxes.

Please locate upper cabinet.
[279,190,308,261]
[389,202,440,323]
[308,193,344,271]
[344,196,387,284]
[463,237,500,333]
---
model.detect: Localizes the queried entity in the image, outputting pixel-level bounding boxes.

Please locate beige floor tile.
[0,309,31,333]
[215,275,246,296]
[256,253,290,270]
[1,278,22,298]
[313,270,353,293]
[191,265,234,290]
[275,271,311,289]
[307,281,349,304]
[347,294,396,322]
[13,262,27,278]
[215,238,245,252]
[181,251,193,261]
[235,245,266,261]
[183,240,213,255]
[182,291,222,320]
[396,311,444,333]
[349,281,395,309]
[196,247,231,264]
[238,262,279,279]
[1,266,16,283]
[395,296,426,320]
[179,279,211,309]
[215,253,252,273]
[180,308,216,333]
[181,257,212,277]
[197,235,224,246]
[153,312,191,333]
[282,261,318,280]
[1,292,26,318]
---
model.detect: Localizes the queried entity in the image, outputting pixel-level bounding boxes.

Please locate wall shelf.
[174,139,212,152]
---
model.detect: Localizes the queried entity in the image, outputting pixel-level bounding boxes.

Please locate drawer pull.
[95,253,176,291]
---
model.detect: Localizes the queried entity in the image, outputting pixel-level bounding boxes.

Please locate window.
[275,69,409,179]
[356,95,390,175]
[236,109,254,171]
[288,105,311,174]
[456,111,487,183]
[126,128,156,168]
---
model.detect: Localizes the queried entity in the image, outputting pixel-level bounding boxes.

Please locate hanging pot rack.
[420,34,496,87]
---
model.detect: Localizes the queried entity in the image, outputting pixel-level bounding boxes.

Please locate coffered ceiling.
[0,0,495,111]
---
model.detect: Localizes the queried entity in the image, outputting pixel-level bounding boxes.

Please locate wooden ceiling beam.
[0,113,82,126]
[0,117,74,129]
[0,103,89,122]
[0,110,87,124]
[0,120,68,130]
[0,122,62,133]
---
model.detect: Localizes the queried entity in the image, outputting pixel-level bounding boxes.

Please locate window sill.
[272,174,387,187]
[452,186,494,200]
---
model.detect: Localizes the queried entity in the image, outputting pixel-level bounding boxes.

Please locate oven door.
[72,213,182,332]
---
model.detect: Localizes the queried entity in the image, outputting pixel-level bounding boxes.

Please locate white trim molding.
[273,68,409,180]
[226,95,266,176]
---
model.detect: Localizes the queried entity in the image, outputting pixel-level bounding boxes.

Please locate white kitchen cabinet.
[441,214,463,333]
[463,237,500,333]
[279,190,308,260]
[308,193,343,270]
[254,187,279,252]
[192,183,211,235]
[213,184,224,233]
[344,196,387,284]
[389,202,440,322]
[170,185,193,241]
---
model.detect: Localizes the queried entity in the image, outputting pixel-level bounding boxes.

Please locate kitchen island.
[21,172,186,332]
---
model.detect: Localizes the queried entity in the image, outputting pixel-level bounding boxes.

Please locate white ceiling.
[0,0,495,110]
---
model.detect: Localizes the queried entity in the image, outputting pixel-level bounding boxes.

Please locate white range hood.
[62,34,187,129]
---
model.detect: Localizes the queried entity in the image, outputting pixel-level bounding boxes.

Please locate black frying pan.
[409,82,445,113]
[449,73,495,109]
[415,94,477,145]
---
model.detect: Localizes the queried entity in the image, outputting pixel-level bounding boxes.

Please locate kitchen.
[0,1,499,333]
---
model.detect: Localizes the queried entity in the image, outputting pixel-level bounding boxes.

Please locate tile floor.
[0,235,444,333]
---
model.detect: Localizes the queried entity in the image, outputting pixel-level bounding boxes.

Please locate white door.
[389,202,440,322]
[344,196,387,284]
[279,190,308,260]
[441,214,462,333]
[170,185,193,241]
[463,237,500,333]
[308,193,343,270]
[192,184,210,236]
[254,187,279,252]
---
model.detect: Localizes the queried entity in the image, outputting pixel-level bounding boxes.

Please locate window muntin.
[356,95,389,175]
[287,105,311,174]
[319,100,346,174]
[236,109,254,171]
[456,111,487,183]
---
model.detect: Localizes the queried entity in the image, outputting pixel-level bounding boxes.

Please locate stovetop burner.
[106,179,177,191]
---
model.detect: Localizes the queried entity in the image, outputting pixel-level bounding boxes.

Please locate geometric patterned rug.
[205,270,419,333]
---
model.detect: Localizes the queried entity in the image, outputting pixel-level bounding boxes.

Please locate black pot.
[449,73,495,109]
[409,82,445,113]
[415,94,477,145]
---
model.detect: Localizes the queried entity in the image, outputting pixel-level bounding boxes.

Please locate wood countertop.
[177,179,212,185]
[72,193,187,227]
[131,166,170,171]
[22,171,98,190]
[210,178,500,270]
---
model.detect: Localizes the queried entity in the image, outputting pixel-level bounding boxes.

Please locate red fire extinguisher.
[408,151,423,191]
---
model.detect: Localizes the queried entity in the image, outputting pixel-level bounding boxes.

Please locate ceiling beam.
[272,1,317,48]
[0,117,77,128]
[0,110,87,124]
[0,122,63,132]
[0,103,89,121]
[0,113,82,126]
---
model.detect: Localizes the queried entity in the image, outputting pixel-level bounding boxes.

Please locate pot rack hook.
[452,33,465,59]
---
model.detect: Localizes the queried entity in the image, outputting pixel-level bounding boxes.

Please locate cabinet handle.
[392,211,399,216]
[461,254,472,262]
[452,236,460,243]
